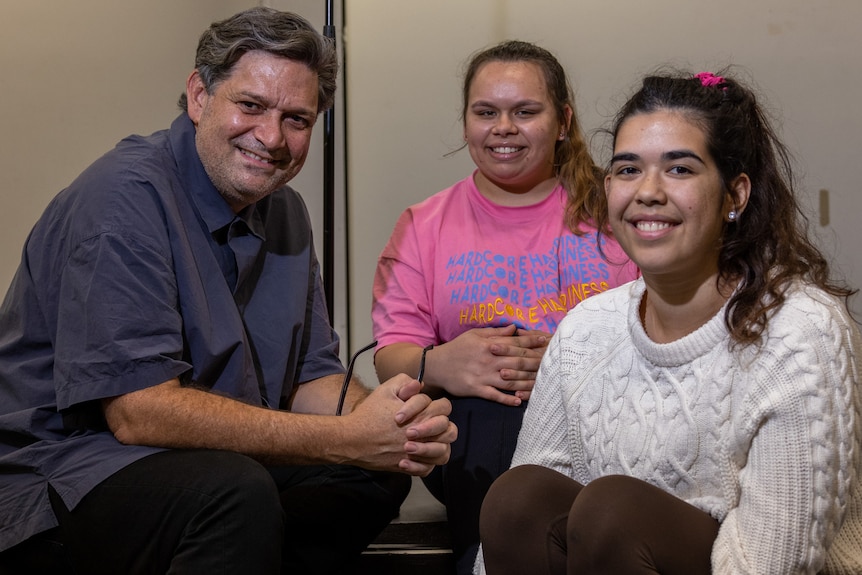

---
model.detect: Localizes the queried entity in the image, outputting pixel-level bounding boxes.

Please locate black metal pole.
[323,0,336,324]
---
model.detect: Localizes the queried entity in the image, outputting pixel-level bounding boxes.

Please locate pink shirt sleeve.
[372,207,438,349]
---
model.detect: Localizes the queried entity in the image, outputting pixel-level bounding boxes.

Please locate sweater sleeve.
[711,295,861,574]
[509,318,577,475]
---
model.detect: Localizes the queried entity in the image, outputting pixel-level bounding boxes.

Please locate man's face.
[186,50,319,212]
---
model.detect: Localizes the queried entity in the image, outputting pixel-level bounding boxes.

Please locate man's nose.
[254,115,286,151]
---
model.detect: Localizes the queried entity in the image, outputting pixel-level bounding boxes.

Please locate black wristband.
[417,344,434,383]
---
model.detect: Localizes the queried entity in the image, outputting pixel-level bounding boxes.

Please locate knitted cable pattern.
[505,279,862,574]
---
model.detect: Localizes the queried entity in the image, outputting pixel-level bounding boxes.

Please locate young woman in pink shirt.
[372,40,638,574]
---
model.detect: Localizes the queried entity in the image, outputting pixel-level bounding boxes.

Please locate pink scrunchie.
[695,72,724,87]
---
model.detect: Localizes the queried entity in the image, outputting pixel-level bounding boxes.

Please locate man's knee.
[126,449,282,519]
[13,450,284,574]
[372,469,412,510]
[198,451,284,522]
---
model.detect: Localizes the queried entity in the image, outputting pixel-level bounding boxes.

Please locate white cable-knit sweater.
[475,278,862,574]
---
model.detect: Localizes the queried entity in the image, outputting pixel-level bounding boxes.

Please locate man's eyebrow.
[236,91,316,117]
[235,90,264,101]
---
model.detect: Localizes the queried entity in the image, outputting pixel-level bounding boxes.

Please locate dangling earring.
[728,210,737,221]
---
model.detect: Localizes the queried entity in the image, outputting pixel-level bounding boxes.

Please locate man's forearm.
[287,373,370,416]
[102,378,361,466]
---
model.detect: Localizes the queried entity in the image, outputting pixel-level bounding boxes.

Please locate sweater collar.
[628,278,731,367]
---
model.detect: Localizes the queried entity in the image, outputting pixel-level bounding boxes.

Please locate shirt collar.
[168,113,238,235]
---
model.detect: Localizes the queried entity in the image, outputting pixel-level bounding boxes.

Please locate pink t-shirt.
[372,174,639,348]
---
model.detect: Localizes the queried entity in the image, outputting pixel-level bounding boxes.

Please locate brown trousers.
[480,465,720,574]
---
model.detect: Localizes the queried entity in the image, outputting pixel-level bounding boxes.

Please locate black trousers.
[423,396,527,575]
[0,449,410,575]
[480,465,720,574]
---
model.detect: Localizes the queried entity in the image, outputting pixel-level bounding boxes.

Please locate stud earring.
[728,210,737,221]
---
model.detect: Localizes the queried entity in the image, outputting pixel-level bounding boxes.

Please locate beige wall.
[345,0,862,384]
[2,2,860,384]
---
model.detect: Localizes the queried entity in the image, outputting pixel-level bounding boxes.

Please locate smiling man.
[0,8,455,574]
